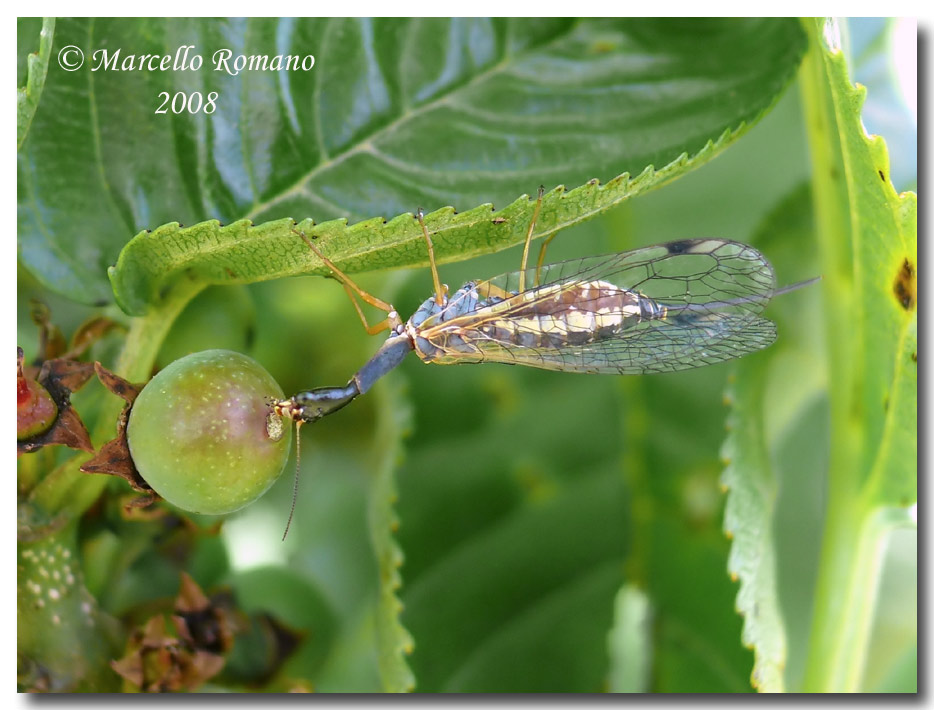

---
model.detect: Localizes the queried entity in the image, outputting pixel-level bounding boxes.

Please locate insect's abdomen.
[487,280,663,347]
[417,280,665,363]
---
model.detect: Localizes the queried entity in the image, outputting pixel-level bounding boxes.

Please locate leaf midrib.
[242,20,577,223]
[87,18,135,235]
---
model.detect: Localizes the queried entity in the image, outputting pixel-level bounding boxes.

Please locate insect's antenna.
[666,276,823,315]
[772,276,822,297]
[282,419,305,541]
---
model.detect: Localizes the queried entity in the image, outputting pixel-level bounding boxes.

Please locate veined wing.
[426,240,780,374]
[440,311,777,374]
[449,238,776,319]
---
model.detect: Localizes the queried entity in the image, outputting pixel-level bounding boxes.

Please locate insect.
[272,188,818,537]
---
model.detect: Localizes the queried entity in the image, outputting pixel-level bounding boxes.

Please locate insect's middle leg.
[518,186,545,293]
[534,232,560,287]
[415,208,448,306]
[294,228,401,334]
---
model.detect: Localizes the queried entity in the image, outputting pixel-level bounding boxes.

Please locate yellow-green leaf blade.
[799,17,917,692]
[17,18,54,150]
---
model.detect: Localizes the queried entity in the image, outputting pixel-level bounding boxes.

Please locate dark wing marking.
[444,239,776,321]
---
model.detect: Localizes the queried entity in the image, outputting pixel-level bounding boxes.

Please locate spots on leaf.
[893,258,916,311]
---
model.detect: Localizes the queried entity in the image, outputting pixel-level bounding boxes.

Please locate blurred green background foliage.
[17,18,915,693]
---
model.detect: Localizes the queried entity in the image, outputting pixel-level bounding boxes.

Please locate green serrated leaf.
[110,163,721,315]
[799,17,917,692]
[719,182,824,694]
[722,364,786,692]
[19,18,806,306]
[395,364,630,693]
[17,18,54,150]
[401,468,627,692]
[368,374,416,692]
[803,18,916,506]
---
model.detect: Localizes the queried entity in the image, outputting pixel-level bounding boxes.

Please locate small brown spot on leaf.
[879,170,886,182]
[492,217,507,224]
[893,258,917,311]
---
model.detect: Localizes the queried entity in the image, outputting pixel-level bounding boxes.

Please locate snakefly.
[273,188,817,536]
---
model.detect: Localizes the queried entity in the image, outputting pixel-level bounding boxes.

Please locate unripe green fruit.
[127,350,291,515]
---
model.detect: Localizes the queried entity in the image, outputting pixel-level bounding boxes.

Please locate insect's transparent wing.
[468,239,776,317]
[457,311,777,374]
[436,239,779,374]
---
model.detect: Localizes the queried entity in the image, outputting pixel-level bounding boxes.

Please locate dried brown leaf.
[79,363,153,506]
[17,353,95,455]
[111,575,230,692]
[66,316,123,359]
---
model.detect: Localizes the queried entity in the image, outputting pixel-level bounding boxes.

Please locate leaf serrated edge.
[110,120,768,317]
[368,375,416,692]
[800,17,917,693]
[17,18,55,151]
[720,369,787,694]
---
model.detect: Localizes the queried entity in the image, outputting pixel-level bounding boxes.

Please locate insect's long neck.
[286,335,414,423]
[354,334,415,394]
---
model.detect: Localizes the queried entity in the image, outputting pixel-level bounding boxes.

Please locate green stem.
[30,278,206,518]
[802,492,886,691]
[797,20,884,692]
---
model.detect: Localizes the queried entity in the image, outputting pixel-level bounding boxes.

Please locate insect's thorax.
[408,280,665,364]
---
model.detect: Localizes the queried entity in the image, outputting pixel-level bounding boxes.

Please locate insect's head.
[271,396,303,423]
[270,384,360,540]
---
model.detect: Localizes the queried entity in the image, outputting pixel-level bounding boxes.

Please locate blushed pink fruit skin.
[127,350,291,515]
[17,376,58,440]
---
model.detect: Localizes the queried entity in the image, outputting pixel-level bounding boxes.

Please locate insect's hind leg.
[518,186,545,293]
[293,227,401,334]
